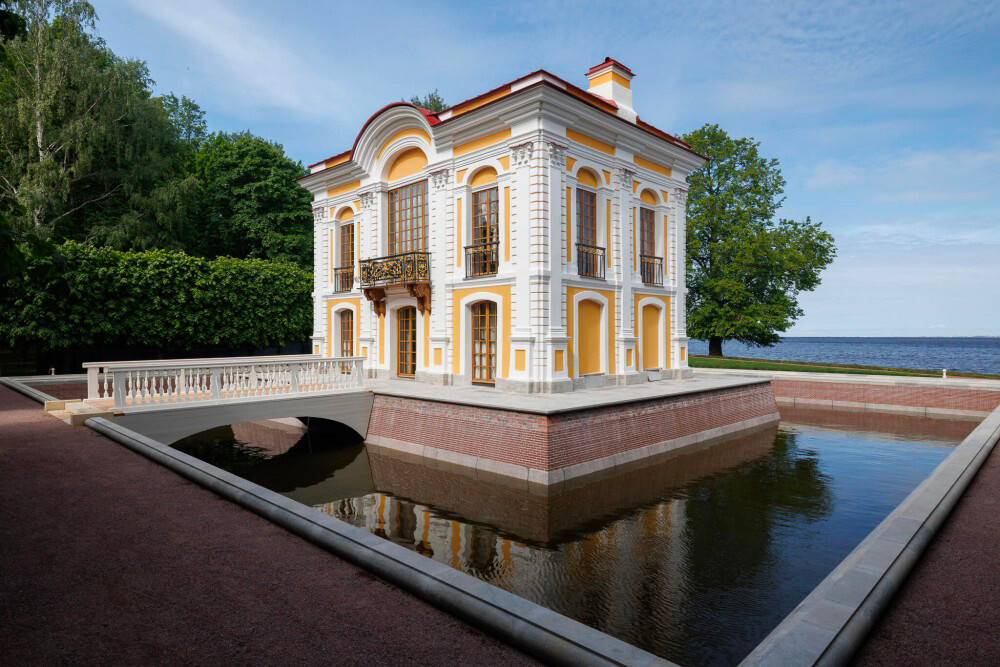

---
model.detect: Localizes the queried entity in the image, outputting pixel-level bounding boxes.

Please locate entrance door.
[471,301,497,384]
[397,307,417,378]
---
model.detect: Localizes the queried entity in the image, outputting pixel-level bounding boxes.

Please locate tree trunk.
[708,336,724,357]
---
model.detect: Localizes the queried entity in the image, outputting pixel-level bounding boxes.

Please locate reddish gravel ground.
[0,384,535,665]
[30,381,87,400]
[855,428,1000,665]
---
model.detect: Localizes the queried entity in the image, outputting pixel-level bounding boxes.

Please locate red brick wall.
[771,380,1000,413]
[369,395,551,470]
[368,383,778,472]
[546,383,778,469]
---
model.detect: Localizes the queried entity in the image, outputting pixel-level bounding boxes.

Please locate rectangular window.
[640,207,655,257]
[472,187,499,244]
[388,181,427,255]
[340,222,354,267]
[576,188,597,246]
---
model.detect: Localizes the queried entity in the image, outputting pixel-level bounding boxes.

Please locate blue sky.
[93,0,1000,337]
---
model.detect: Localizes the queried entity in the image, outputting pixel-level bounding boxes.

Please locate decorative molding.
[312,205,326,223]
[430,168,451,190]
[363,287,386,316]
[359,191,375,211]
[673,187,688,206]
[510,141,534,167]
[407,282,432,314]
[547,142,568,164]
[618,168,636,188]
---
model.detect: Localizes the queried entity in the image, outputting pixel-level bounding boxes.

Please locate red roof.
[302,65,697,175]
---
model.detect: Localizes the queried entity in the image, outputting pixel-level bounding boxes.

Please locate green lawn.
[689,355,1000,380]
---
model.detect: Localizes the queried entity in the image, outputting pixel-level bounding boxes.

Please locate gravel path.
[855,424,1000,665]
[0,384,535,665]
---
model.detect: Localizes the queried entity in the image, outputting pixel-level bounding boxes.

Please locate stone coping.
[694,367,1000,391]
[741,399,1000,665]
[367,375,769,415]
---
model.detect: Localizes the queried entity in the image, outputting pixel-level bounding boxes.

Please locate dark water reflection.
[172,408,978,665]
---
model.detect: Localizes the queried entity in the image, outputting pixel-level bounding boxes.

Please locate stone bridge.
[78,355,372,445]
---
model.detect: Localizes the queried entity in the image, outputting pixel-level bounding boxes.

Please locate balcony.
[359,251,430,288]
[465,242,499,278]
[359,251,432,316]
[332,265,354,292]
[640,255,663,286]
[577,243,606,279]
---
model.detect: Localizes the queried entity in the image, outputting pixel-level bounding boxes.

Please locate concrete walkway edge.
[0,377,56,403]
[83,416,669,667]
[741,401,1000,666]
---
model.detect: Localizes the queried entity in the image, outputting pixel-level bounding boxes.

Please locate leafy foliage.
[0,1,312,266]
[408,89,447,112]
[189,132,312,265]
[1,241,313,351]
[681,124,836,355]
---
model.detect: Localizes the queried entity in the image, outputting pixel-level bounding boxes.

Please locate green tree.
[408,89,447,112]
[191,131,312,266]
[681,124,836,356]
[160,92,206,146]
[0,0,192,247]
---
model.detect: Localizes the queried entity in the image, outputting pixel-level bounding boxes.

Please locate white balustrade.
[83,355,365,413]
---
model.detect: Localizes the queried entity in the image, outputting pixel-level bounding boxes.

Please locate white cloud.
[127,0,345,118]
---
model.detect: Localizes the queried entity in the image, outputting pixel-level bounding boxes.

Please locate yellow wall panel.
[454,128,512,157]
[326,180,360,198]
[469,166,498,187]
[634,155,672,179]
[565,129,615,155]
[387,148,428,182]
[642,304,660,369]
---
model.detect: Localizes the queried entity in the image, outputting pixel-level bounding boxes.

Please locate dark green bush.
[1,241,312,351]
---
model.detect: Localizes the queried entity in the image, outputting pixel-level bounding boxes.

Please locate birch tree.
[0,0,183,242]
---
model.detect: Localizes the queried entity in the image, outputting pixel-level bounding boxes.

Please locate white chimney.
[586,57,636,122]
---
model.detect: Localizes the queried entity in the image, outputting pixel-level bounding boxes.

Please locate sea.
[687,337,1000,376]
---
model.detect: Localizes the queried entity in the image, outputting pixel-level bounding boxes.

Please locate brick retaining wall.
[771,379,1000,415]
[368,382,779,477]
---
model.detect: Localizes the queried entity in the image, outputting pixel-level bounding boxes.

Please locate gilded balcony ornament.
[359,251,431,288]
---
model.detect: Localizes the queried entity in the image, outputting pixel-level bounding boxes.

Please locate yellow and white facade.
[298,59,705,393]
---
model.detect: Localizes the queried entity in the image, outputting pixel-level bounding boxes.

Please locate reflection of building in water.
[359,423,776,544]
[313,423,777,649]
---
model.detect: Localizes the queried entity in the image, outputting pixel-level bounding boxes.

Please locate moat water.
[172,407,978,665]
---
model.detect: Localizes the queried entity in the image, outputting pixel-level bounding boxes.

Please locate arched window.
[339,310,354,357]
[397,307,417,378]
[336,210,355,292]
[471,301,497,384]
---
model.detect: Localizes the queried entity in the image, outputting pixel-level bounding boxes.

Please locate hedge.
[1,241,313,351]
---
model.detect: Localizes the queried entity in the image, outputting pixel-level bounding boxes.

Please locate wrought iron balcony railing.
[359,251,430,287]
[577,243,606,279]
[465,242,499,278]
[332,265,354,292]
[640,255,663,286]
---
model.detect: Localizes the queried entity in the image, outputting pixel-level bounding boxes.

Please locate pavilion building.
[297,58,706,393]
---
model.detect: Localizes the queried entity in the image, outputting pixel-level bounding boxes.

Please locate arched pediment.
[352,104,435,177]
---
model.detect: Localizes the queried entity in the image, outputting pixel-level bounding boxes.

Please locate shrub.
[1,241,312,351]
